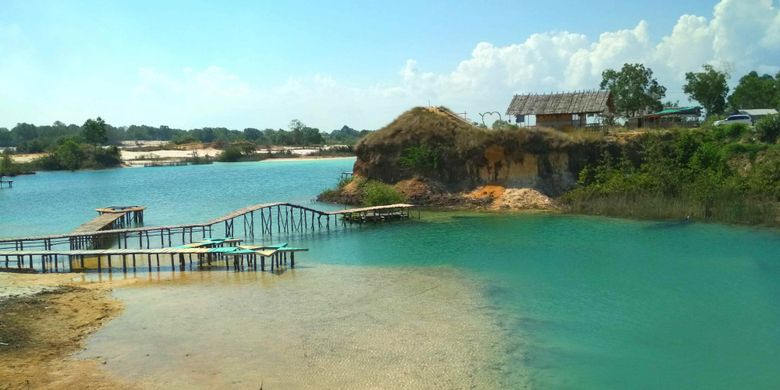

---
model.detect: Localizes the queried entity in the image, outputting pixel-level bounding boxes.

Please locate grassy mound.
[354,106,579,190]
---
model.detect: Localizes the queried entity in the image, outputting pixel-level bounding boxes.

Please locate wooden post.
[277,206,281,234]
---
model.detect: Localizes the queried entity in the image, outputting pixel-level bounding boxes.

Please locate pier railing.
[0,202,416,253]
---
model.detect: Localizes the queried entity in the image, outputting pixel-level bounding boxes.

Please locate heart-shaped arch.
[478,111,503,127]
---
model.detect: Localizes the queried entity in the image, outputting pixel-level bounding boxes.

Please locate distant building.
[505,91,613,130]
[738,109,778,123]
[629,106,702,129]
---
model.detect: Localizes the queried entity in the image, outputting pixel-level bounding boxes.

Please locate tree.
[82,117,107,145]
[301,127,324,145]
[0,128,11,147]
[288,119,305,132]
[243,128,262,141]
[683,65,729,117]
[12,123,38,142]
[491,119,510,130]
[54,138,85,170]
[600,63,667,118]
[0,150,18,175]
[727,71,780,110]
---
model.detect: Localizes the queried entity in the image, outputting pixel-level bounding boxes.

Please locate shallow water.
[79,265,510,389]
[2,159,780,388]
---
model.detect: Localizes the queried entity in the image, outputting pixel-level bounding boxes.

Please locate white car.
[714,114,752,126]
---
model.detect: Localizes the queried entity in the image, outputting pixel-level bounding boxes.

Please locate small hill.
[354,106,592,194]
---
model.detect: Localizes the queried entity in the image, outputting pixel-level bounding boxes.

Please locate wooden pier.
[334,204,416,223]
[0,202,415,273]
[94,206,145,225]
[0,241,306,274]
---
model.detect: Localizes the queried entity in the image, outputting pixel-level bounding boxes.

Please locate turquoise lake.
[2,158,779,388]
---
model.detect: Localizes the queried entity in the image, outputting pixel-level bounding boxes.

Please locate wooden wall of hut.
[536,113,587,130]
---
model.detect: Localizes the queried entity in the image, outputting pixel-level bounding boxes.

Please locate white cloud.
[2,0,779,130]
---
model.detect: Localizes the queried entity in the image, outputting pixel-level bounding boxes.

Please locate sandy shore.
[258,155,355,162]
[9,148,354,168]
[120,148,221,161]
[0,273,131,390]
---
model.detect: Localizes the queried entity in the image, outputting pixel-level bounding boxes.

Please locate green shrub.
[361,180,405,206]
[54,138,86,170]
[172,135,199,145]
[712,123,749,141]
[721,142,767,159]
[399,144,440,174]
[89,146,122,168]
[218,146,244,162]
[756,114,780,143]
[563,126,780,226]
[0,151,19,175]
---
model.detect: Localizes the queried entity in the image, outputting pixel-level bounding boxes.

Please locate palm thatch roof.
[506,91,612,116]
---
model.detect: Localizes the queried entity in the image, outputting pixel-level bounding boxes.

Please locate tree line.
[0,119,372,154]
[599,63,780,119]
[1,117,121,173]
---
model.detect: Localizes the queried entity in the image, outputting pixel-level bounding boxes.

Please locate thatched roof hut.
[505,91,613,130]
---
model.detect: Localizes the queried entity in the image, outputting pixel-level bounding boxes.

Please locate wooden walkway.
[0,242,307,273]
[0,202,416,255]
[72,213,126,233]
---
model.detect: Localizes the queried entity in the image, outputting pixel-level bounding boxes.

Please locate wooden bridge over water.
[0,202,416,273]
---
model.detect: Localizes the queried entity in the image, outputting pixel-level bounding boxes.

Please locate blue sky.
[1,0,778,130]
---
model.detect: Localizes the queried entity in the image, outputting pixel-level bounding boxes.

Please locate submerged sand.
[79,264,518,389]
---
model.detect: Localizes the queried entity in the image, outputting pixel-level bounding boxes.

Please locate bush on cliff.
[318,176,406,206]
[756,114,780,143]
[361,180,406,206]
[562,127,780,226]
